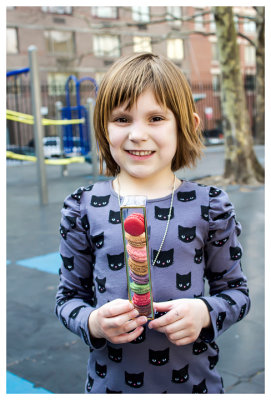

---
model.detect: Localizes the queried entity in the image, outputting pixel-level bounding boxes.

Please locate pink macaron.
[127,244,147,263]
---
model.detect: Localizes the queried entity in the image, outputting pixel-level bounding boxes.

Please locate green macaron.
[130,281,150,294]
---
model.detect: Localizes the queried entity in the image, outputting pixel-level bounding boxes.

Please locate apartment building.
[6,6,257,88]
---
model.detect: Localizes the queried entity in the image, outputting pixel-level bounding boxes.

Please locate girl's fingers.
[112,326,144,344]
[149,307,183,330]
[101,299,134,318]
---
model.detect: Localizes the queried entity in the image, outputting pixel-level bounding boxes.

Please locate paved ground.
[6,145,265,394]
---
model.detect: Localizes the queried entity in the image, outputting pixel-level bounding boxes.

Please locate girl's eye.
[115,117,128,123]
[151,116,164,122]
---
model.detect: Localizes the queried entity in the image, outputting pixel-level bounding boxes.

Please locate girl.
[56,53,250,394]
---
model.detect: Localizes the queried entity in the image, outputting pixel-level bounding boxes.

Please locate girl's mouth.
[126,150,155,159]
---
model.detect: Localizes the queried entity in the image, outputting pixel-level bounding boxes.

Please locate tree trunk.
[213,6,264,184]
[254,6,265,144]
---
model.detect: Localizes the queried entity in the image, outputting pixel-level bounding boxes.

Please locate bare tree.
[213,6,264,184]
[254,6,265,145]
[73,6,264,184]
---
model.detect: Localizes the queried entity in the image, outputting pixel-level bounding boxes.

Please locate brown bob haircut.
[94,52,204,176]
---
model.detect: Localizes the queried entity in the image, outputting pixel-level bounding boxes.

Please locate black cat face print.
[131,326,146,344]
[193,341,208,355]
[216,293,236,306]
[81,214,90,230]
[71,187,84,202]
[237,304,247,321]
[194,248,203,264]
[91,232,104,249]
[177,190,196,202]
[208,355,219,370]
[108,345,122,363]
[86,375,94,392]
[176,272,191,291]
[125,371,144,389]
[91,195,110,207]
[178,226,196,243]
[155,205,175,220]
[230,246,242,260]
[227,277,244,288]
[69,305,86,319]
[171,364,189,383]
[60,254,74,271]
[59,224,69,240]
[201,206,209,222]
[212,237,229,247]
[192,379,208,393]
[65,215,76,228]
[95,276,106,293]
[109,210,121,224]
[216,312,226,330]
[95,361,107,378]
[149,348,169,366]
[107,253,125,271]
[79,277,92,290]
[209,187,222,197]
[153,249,174,267]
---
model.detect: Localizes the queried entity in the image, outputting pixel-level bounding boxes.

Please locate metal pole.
[55,101,68,177]
[87,98,99,179]
[28,45,48,205]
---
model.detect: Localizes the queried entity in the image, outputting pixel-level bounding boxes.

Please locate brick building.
[6,6,257,147]
[6,6,256,85]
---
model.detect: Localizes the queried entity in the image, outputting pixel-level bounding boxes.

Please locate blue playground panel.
[6,371,52,394]
[16,252,61,275]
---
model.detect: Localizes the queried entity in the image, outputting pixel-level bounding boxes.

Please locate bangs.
[102,54,168,115]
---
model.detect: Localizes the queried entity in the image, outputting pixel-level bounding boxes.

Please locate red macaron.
[124,213,145,236]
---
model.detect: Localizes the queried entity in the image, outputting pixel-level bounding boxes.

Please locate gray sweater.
[55,179,250,393]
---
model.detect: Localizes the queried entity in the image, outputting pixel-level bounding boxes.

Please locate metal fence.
[6,77,256,152]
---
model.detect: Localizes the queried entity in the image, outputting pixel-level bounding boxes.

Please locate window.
[91,7,118,19]
[44,30,74,55]
[211,42,219,62]
[167,39,184,60]
[133,36,152,53]
[41,7,72,15]
[244,45,256,65]
[244,74,255,90]
[212,75,221,92]
[132,6,150,23]
[244,19,256,33]
[194,11,204,31]
[209,13,216,32]
[48,73,74,95]
[7,28,18,54]
[234,15,239,31]
[93,35,120,57]
[167,6,182,27]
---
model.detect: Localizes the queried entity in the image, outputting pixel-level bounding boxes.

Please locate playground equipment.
[6,46,99,205]
[62,75,98,156]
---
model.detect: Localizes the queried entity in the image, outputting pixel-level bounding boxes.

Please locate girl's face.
[108,89,178,182]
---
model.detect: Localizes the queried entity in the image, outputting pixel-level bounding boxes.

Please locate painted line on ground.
[6,371,52,394]
[16,252,61,275]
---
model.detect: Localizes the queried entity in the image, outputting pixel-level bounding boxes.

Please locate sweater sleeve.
[55,187,105,349]
[199,187,251,343]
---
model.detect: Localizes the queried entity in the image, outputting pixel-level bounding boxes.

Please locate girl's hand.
[148,299,211,346]
[88,299,148,344]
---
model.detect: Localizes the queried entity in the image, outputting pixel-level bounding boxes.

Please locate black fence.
[6,76,256,153]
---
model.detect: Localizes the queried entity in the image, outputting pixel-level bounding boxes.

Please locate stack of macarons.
[124,212,152,317]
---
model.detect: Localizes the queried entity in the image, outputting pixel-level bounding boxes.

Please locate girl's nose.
[128,123,148,141]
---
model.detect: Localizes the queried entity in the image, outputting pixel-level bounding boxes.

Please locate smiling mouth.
[126,150,154,156]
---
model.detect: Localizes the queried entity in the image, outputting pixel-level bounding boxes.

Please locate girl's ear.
[193,113,201,130]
